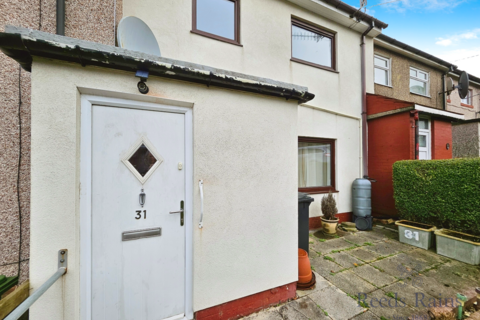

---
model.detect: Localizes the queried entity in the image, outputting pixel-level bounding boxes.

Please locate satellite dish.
[117,16,161,56]
[446,77,454,92]
[455,71,470,99]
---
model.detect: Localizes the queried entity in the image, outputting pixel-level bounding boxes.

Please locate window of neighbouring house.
[298,137,336,193]
[461,89,473,106]
[410,67,429,96]
[374,55,391,86]
[192,0,240,45]
[291,19,335,71]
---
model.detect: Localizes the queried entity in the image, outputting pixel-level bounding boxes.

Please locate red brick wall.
[368,111,414,217]
[431,119,453,159]
[366,93,413,115]
[195,282,296,320]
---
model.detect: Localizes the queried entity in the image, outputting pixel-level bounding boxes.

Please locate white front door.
[418,118,431,160]
[91,105,186,320]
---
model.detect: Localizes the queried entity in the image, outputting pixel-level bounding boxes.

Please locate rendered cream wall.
[298,106,361,216]
[30,58,299,319]
[122,0,373,216]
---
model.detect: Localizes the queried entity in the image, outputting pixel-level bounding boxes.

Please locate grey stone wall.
[453,122,480,158]
[0,0,121,283]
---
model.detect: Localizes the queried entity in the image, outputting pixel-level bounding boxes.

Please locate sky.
[342,0,480,77]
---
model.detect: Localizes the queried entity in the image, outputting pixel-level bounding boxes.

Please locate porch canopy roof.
[0,26,315,103]
[367,94,465,121]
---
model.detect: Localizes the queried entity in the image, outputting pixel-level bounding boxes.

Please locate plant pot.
[435,229,480,265]
[395,220,436,250]
[298,248,313,284]
[321,218,339,234]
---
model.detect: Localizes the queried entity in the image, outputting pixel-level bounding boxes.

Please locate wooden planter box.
[435,229,480,265]
[395,220,436,250]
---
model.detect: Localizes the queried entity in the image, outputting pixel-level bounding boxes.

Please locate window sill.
[298,189,338,195]
[190,30,243,47]
[410,92,431,98]
[461,103,474,108]
[291,58,338,73]
[375,83,392,88]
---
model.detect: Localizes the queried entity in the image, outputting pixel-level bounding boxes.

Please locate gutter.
[0,27,315,104]
[320,0,388,29]
[360,22,374,179]
[376,34,457,71]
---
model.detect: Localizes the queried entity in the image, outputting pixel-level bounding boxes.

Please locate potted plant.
[395,220,436,250]
[321,192,339,234]
[434,229,480,265]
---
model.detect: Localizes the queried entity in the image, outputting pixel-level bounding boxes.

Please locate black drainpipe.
[56,0,65,35]
[360,22,375,179]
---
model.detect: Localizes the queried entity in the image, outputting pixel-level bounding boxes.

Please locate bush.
[393,158,480,235]
[321,192,338,220]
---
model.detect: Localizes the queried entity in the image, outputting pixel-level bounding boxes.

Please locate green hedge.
[393,158,480,235]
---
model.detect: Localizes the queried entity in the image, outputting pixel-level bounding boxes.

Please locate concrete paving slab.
[423,263,473,291]
[388,253,431,273]
[347,248,382,263]
[411,274,458,300]
[297,271,331,298]
[242,308,283,320]
[352,264,397,288]
[373,227,399,239]
[438,261,480,282]
[329,252,364,268]
[277,304,309,320]
[384,239,418,252]
[310,255,343,278]
[356,230,389,242]
[349,310,380,319]
[311,238,356,254]
[381,282,437,309]
[288,296,332,320]
[310,285,365,320]
[324,270,377,296]
[407,249,450,266]
[371,253,429,279]
[364,289,418,320]
[364,241,405,256]
[343,234,373,246]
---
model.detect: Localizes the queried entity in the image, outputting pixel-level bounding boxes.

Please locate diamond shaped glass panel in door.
[128,144,157,177]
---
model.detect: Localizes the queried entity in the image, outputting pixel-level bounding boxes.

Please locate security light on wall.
[117,16,161,95]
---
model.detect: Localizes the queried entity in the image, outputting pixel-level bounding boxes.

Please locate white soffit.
[375,39,451,71]
[415,104,465,120]
[287,0,383,36]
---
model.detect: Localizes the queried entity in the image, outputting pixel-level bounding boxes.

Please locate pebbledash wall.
[122,0,379,222]
[29,58,300,319]
[0,0,121,283]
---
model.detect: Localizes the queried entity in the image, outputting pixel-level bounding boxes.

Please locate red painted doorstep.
[195,282,296,320]
[309,212,353,230]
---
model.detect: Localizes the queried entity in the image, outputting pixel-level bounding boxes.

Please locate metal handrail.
[5,249,67,320]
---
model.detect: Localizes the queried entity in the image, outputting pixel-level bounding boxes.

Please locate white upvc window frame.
[461,89,473,105]
[374,54,391,86]
[409,67,430,97]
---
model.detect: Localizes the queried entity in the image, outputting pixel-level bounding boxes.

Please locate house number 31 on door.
[135,210,147,220]
[404,230,419,241]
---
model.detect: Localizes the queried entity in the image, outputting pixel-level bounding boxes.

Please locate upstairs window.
[410,67,429,96]
[374,55,391,86]
[291,19,335,71]
[192,0,240,45]
[461,89,473,106]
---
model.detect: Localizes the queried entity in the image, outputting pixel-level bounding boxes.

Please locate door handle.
[170,201,184,226]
